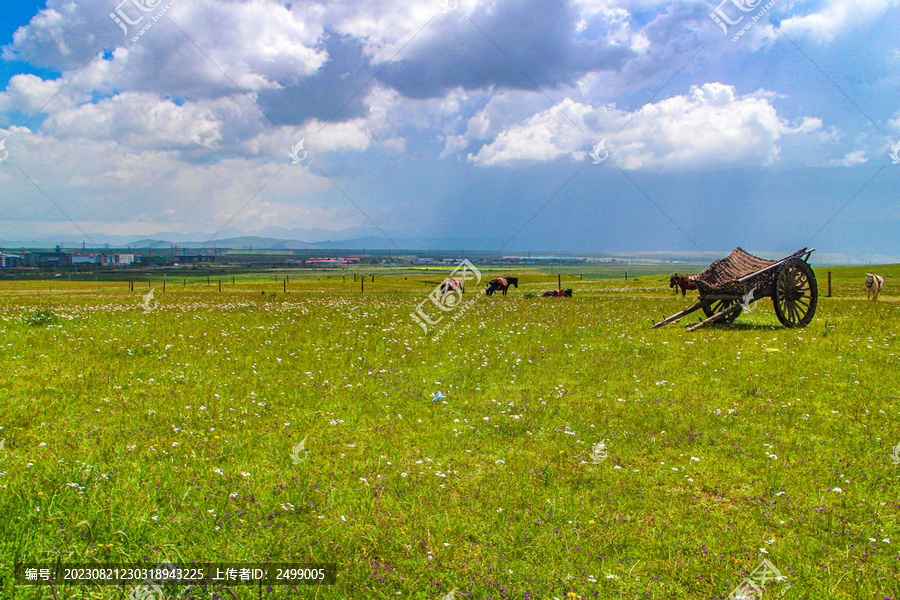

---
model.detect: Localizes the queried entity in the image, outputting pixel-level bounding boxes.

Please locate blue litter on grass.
[431,391,446,402]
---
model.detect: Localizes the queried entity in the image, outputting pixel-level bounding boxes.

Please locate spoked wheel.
[702,298,742,324]
[773,258,817,327]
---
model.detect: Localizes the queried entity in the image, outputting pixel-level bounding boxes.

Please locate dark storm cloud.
[376,0,633,99]
[255,31,373,127]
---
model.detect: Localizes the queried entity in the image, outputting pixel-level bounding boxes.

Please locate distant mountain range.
[0,227,507,253]
[0,226,384,249]
[0,228,897,265]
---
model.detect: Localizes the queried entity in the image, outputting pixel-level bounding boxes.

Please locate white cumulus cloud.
[468,82,821,170]
[829,150,868,166]
[780,0,900,42]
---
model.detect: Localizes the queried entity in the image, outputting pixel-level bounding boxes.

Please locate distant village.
[0,245,594,271]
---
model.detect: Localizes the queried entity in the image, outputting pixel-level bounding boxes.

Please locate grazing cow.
[541,289,573,297]
[866,273,885,300]
[668,274,698,297]
[485,276,518,296]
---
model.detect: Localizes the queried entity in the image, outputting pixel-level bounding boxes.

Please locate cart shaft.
[686,301,744,332]
[651,300,710,329]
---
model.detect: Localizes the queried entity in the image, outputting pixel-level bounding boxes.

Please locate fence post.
[361,279,364,293]
[558,274,561,289]
[625,272,628,281]
[218,279,221,292]
[827,271,832,297]
[283,279,286,293]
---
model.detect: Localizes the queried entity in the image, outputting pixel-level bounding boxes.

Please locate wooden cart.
[651,247,818,331]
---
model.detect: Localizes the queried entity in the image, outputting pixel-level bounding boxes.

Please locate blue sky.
[0,0,898,255]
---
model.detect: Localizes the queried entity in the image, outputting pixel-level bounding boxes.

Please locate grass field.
[0,263,898,599]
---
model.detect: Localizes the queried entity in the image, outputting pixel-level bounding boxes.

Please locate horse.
[669,273,698,297]
[439,278,462,296]
[485,276,518,296]
[542,289,573,297]
[866,273,884,300]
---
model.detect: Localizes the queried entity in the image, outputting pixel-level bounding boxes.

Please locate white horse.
[866,273,884,300]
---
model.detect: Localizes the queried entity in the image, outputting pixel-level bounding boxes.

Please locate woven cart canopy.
[695,247,807,296]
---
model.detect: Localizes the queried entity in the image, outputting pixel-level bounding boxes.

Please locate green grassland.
[0,264,898,599]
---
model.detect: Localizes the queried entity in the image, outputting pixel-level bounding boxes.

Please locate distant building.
[100,253,135,266]
[68,254,98,265]
[24,251,128,267]
[175,254,216,264]
[302,257,359,266]
[0,253,24,268]
[26,252,65,267]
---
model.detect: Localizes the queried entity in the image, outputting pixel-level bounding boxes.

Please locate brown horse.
[669,274,698,297]
[486,277,518,296]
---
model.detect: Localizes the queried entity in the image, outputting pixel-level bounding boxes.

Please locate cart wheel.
[702,299,742,324]
[773,258,817,328]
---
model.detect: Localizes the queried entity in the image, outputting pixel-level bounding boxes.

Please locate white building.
[100,253,135,266]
